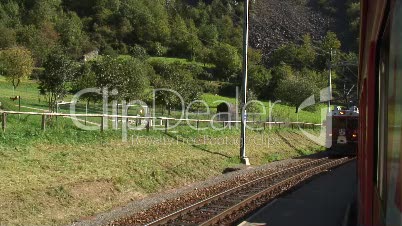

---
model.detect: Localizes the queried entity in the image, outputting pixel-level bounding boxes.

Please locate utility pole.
[240,0,250,165]
[328,48,333,112]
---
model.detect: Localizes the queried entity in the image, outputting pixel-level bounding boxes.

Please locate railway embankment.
[0,129,324,225]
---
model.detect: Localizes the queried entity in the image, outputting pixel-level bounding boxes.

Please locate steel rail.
[146,157,330,226]
[199,157,353,225]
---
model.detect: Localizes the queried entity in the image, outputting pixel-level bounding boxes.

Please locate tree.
[347,1,360,50]
[347,2,360,32]
[211,43,241,81]
[72,62,100,104]
[237,89,261,114]
[169,15,200,58]
[39,52,78,111]
[17,23,60,65]
[198,24,219,45]
[268,64,293,99]
[246,90,261,113]
[93,56,151,101]
[0,1,22,27]
[198,47,213,67]
[26,0,62,25]
[248,65,272,99]
[315,31,342,70]
[275,75,318,112]
[248,47,263,66]
[56,11,91,58]
[216,15,242,48]
[151,61,202,115]
[187,19,202,60]
[0,47,34,90]
[129,44,149,60]
[321,31,341,52]
[270,43,298,67]
[0,25,16,48]
[270,34,316,70]
[297,34,316,68]
[120,0,170,45]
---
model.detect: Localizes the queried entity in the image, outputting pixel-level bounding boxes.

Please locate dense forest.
[0,0,360,113]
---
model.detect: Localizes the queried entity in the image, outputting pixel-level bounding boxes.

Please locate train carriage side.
[359,0,402,225]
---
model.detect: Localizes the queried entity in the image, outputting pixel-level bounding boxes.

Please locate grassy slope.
[202,93,323,123]
[0,77,326,225]
[0,129,323,225]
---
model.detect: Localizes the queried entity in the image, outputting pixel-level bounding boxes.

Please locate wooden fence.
[0,110,323,133]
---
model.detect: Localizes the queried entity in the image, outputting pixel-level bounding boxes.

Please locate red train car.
[359,0,402,225]
[326,106,359,155]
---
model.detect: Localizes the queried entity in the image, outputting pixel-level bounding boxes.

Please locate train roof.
[328,106,359,117]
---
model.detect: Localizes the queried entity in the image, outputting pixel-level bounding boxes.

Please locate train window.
[347,118,358,130]
[333,118,346,129]
[385,1,402,225]
[376,14,390,205]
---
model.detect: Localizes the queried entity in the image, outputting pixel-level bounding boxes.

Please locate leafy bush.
[145,42,168,57]
[211,43,241,82]
[248,65,272,99]
[39,52,79,111]
[275,72,320,112]
[129,44,149,60]
[92,55,152,101]
[151,61,202,115]
[200,80,220,94]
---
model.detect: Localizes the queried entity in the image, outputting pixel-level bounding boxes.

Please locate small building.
[216,103,237,122]
[83,50,99,62]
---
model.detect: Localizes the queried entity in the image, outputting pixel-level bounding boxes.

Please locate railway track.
[133,157,353,226]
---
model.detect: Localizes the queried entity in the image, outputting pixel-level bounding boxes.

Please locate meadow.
[0,76,326,225]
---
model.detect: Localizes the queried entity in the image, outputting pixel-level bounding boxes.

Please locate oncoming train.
[326,106,359,155]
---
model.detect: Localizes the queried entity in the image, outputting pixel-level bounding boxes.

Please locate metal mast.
[240,0,250,165]
[328,48,333,112]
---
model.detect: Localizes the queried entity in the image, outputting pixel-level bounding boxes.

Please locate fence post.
[41,114,46,131]
[2,113,6,132]
[263,122,266,130]
[196,120,200,130]
[165,119,168,133]
[146,119,150,132]
[100,116,104,132]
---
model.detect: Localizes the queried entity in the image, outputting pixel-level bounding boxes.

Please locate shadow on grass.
[275,131,305,154]
[165,132,231,159]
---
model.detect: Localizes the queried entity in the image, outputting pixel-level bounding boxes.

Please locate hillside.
[250,0,328,57]
[0,0,360,121]
[250,0,359,62]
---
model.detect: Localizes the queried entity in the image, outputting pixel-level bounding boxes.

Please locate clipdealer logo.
[297,87,332,148]
[68,86,331,147]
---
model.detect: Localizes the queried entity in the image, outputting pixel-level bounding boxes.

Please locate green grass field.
[0,76,327,225]
[201,93,324,123]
